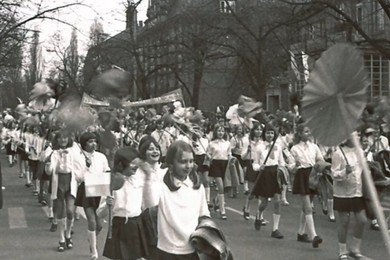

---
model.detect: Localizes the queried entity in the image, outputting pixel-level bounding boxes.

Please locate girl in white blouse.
[290,124,324,248]
[46,130,81,252]
[331,136,368,259]
[207,124,232,220]
[103,147,148,260]
[251,124,285,239]
[74,132,110,260]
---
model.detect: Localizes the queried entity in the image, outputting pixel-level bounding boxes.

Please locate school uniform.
[331,146,365,212]
[193,137,209,173]
[74,150,110,208]
[252,141,285,198]
[230,134,250,168]
[103,172,149,260]
[48,147,81,200]
[208,139,230,179]
[157,173,210,259]
[290,141,324,195]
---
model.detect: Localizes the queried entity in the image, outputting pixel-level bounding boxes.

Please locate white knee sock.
[205,187,210,203]
[218,194,226,214]
[66,218,74,238]
[59,218,66,242]
[305,214,318,239]
[273,214,280,231]
[350,236,362,253]
[328,199,335,219]
[338,243,348,255]
[298,212,306,234]
[244,181,249,191]
[88,230,98,257]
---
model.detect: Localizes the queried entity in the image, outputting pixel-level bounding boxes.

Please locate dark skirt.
[245,160,258,182]
[194,154,208,173]
[334,197,366,213]
[5,143,14,155]
[232,154,248,168]
[252,165,280,198]
[75,182,101,208]
[157,248,199,260]
[208,160,228,178]
[103,216,149,260]
[292,167,313,195]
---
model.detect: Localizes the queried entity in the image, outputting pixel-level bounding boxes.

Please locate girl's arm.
[331,149,348,181]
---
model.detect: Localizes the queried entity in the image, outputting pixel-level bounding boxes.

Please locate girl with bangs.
[74,132,110,260]
[242,122,264,221]
[207,124,231,220]
[251,124,285,239]
[156,140,210,260]
[46,130,80,252]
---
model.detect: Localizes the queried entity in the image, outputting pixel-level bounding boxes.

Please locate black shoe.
[297,233,311,243]
[244,190,250,195]
[243,207,250,220]
[322,209,328,215]
[312,235,323,248]
[58,242,65,252]
[271,230,284,239]
[254,218,261,230]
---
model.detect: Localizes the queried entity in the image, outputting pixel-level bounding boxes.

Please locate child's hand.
[106,196,114,206]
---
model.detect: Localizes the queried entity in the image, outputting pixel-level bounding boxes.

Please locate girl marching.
[251,124,285,239]
[290,124,324,248]
[207,124,232,220]
[74,132,111,260]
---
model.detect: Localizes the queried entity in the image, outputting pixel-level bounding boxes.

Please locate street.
[0,153,389,260]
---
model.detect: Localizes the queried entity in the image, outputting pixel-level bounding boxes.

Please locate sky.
[20,0,148,71]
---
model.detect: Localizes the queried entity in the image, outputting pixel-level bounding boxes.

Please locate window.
[356,3,363,25]
[220,0,236,13]
[373,2,385,32]
[364,54,390,99]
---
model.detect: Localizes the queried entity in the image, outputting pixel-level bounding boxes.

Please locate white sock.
[305,214,317,239]
[350,236,362,253]
[48,207,54,218]
[338,243,348,255]
[66,218,74,238]
[281,185,288,202]
[328,199,335,219]
[244,181,248,191]
[218,194,226,214]
[59,218,66,242]
[298,212,306,234]
[273,214,280,231]
[88,230,98,257]
[205,187,210,203]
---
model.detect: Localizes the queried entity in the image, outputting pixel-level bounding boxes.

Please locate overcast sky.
[22,0,148,53]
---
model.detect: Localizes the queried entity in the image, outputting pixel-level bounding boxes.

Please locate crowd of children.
[1,102,390,260]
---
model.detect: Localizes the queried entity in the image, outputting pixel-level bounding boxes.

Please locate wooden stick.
[351,133,390,257]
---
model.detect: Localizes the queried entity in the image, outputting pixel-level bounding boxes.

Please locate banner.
[122,88,183,107]
[81,93,109,107]
[82,88,183,108]
[84,172,111,197]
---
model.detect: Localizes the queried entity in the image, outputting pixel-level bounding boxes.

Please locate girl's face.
[265,130,275,142]
[361,136,369,149]
[253,127,263,138]
[173,151,194,181]
[58,135,69,149]
[84,138,97,153]
[236,126,243,136]
[145,142,160,164]
[216,127,225,139]
[122,158,140,177]
[299,127,311,142]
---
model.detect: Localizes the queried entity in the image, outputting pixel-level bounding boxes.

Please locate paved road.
[0,154,389,260]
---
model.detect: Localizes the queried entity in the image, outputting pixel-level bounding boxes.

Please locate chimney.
[126,1,138,31]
